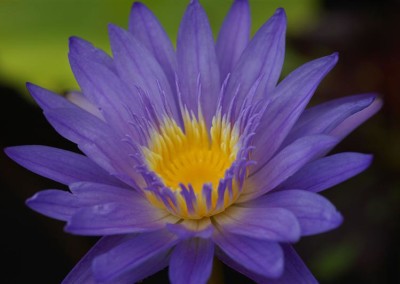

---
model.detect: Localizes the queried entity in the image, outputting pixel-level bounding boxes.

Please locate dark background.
[1,0,399,283]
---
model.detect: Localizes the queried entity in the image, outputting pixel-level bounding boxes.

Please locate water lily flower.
[5,0,382,283]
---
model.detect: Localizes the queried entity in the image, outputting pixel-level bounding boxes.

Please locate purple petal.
[92,230,177,282]
[27,82,75,110]
[65,202,174,236]
[5,145,122,186]
[177,0,220,123]
[129,2,177,89]
[252,54,338,171]
[247,190,343,236]
[166,219,213,240]
[69,182,140,206]
[169,238,214,284]
[42,107,139,187]
[108,24,177,118]
[62,234,132,284]
[278,152,373,192]
[331,95,383,138]
[267,244,318,284]
[284,93,377,146]
[241,135,338,202]
[65,91,104,119]
[216,0,250,80]
[216,248,269,283]
[221,8,286,114]
[213,230,284,278]
[26,189,79,221]
[68,36,116,72]
[214,206,300,242]
[27,82,138,186]
[69,52,145,137]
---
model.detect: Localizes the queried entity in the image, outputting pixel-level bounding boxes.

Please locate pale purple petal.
[42,107,140,187]
[62,234,132,284]
[26,190,79,221]
[169,238,214,284]
[65,202,175,236]
[177,0,220,124]
[278,152,373,192]
[216,249,270,283]
[69,182,140,206]
[216,244,317,283]
[166,219,213,240]
[68,36,116,72]
[27,82,76,110]
[69,52,145,137]
[221,8,286,114]
[65,91,104,119]
[252,54,338,171]
[92,230,177,282]
[129,2,177,89]
[241,135,339,202]
[109,24,177,118]
[216,0,250,80]
[247,190,343,236]
[213,230,284,278]
[267,244,318,284]
[214,206,300,242]
[5,146,122,186]
[330,96,383,138]
[284,93,377,146]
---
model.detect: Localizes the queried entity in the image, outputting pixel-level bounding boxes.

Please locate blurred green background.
[1,0,399,283]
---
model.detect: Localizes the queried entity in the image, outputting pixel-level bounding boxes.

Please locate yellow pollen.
[142,109,241,219]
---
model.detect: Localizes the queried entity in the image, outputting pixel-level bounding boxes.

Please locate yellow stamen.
[142,109,241,219]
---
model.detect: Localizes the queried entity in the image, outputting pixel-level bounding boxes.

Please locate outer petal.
[213,230,284,279]
[221,8,286,114]
[252,54,338,171]
[69,182,140,206]
[216,0,250,80]
[278,152,373,192]
[284,93,377,146]
[246,190,343,236]
[109,24,176,118]
[214,206,300,242]
[68,37,115,72]
[331,96,383,138]
[129,2,177,89]
[27,83,139,187]
[65,201,176,236]
[43,107,139,187]
[241,135,338,202]
[26,189,79,221]
[177,0,220,124]
[216,244,317,283]
[92,230,177,282]
[267,244,318,284]
[65,91,104,119]
[169,238,214,284]
[62,235,132,284]
[69,50,147,138]
[4,145,121,186]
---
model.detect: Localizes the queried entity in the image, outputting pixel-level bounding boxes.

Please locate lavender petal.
[213,230,284,278]
[5,145,121,186]
[278,152,373,192]
[177,0,220,124]
[252,54,338,172]
[216,0,250,80]
[26,189,79,221]
[169,238,214,284]
[247,190,343,236]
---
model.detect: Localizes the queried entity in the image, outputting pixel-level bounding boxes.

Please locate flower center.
[142,110,241,219]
